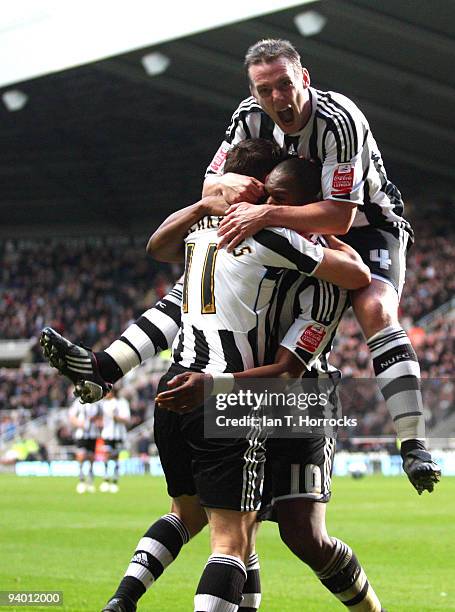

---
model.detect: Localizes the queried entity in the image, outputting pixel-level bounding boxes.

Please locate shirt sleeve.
[205,98,262,177]
[319,99,368,205]
[251,228,324,275]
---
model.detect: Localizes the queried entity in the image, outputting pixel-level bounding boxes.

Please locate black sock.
[108,513,190,609]
[239,553,261,611]
[400,438,427,458]
[95,351,124,383]
[194,554,246,611]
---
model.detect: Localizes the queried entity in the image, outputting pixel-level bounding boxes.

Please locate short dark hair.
[266,157,322,204]
[224,138,284,181]
[244,39,301,72]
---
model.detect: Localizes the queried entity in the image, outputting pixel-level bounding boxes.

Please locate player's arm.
[252,228,370,290]
[316,236,370,289]
[147,196,228,263]
[155,346,304,413]
[218,199,356,251]
[203,173,265,205]
[218,125,364,250]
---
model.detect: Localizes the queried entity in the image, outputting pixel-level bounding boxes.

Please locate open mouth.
[277,106,294,126]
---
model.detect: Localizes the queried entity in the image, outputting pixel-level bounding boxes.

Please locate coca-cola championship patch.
[208,142,230,173]
[296,323,327,353]
[331,164,354,195]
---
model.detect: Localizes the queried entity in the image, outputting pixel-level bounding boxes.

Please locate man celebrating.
[203,38,440,495]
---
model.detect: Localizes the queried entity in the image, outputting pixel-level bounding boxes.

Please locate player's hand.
[218,173,265,205]
[155,372,212,414]
[202,196,230,217]
[218,203,272,251]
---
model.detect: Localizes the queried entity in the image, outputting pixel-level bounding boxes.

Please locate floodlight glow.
[294,10,327,37]
[2,89,28,111]
[141,52,171,76]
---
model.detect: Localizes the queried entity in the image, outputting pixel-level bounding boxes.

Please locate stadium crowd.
[0,211,454,444]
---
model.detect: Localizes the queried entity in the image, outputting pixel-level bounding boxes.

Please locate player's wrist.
[210,373,235,395]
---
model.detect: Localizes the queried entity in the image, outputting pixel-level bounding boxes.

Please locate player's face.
[265,177,301,206]
[248,58,311,134]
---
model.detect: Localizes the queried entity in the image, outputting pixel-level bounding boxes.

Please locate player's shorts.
[259,436,336,521]
[154,364,266,511]
[341,225,410,296]
[76,439,97,453]
[103,439,123,454]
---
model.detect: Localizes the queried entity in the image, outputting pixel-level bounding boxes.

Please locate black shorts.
[76,439,97,453]
[154,364,266,511]
[341,225,410,295]
[260,436,336,520]
[103,439,123,454]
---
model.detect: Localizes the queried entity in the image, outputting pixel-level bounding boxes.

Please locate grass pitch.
[0,473,454,611]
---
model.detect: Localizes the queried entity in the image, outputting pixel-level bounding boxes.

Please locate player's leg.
[240,526,262,612]
[194,508,255,612]
[345,227,440,493]
[271,437,384,610]
[75,449,86,493]
[184,396,265,612]
[103,372,202,611]
[100,448,112,492]
[85,448,96,492]
[40,279,182,402]
[103,495,207,612]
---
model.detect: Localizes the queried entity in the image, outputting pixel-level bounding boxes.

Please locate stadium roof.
[2,0,455,236]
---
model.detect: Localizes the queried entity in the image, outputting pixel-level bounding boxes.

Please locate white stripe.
[375,360,421,381]
[136,537,174,568]
[124,562,154,588]
[241,593,262,608]
[66,356,91,364]
[67,365,93,374]
[163,513,189,544]
[369,335,409,358]
[290,464,300,495]
[121,324,156,361]
[143,307,180,346]
[194,594,238,612]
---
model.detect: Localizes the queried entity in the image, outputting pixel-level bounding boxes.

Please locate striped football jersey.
[206,88,412,236]
[171,216,324,373]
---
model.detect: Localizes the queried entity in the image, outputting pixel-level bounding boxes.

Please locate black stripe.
[119,336,142,362]
[382,375,420,402]
[254,229,320,274]
[156,298,181,325]
[259,113,275,141]
[144,519,185,558]
[319,98,351,161]
[135,316,168,351]
[316,110,344,163]
[309,116,319,160]
[372,344,417,375]
[132,552,164,581]
[393,410,423,421]
[248,327,259,368]
[343,580,369,607]
[190,326,210,371]
[323,94,359,160]
[173,328,184,364]
[295,345,313,366]
[218,330,244,373]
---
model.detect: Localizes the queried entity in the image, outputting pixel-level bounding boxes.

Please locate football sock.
[316,538,382,611]
[194,554,247,612]
[87,461,94,485]
[112,460,119,484]
[110,513,190,611]
[101,290,182,382]
[78,462,85,482]
[239,553,261,611]
[367,325,426,448]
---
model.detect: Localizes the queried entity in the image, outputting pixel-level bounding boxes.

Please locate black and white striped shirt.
[171,216,324,373]
[69,401,102,440]
[206,88,412,236]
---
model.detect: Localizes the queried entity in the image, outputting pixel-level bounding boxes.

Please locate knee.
[279,522,332,571]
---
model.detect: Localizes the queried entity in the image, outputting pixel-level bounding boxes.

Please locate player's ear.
[302,67,311,88]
